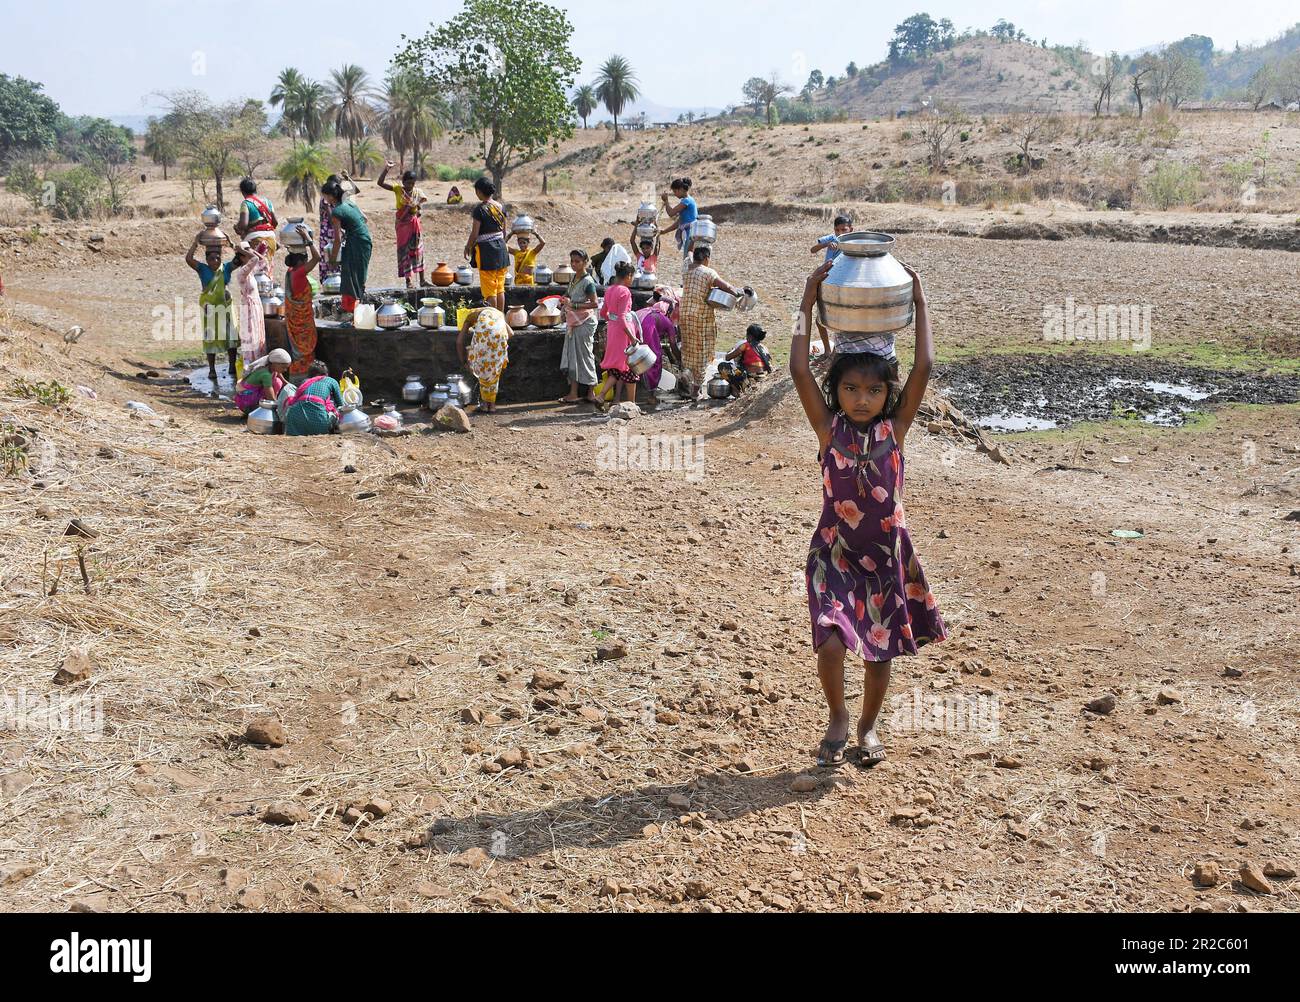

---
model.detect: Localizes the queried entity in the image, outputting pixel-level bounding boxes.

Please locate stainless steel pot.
[817,231,914,335]
[636,201,657,224]
[402,375,427,403]
[263,295,284,318]
[247,399,278,434]
[633,272,658,291]
[322,274,342,296]
[625,342,656,376]
[376,302,409,329]
[417,299,445,329]
[707,376,732,400]
[688,218,717,247]
[533,265,553,285]
[427,384,451,411]
[255,273,274,298]
[280,217,311,248]
[455,265,474,285]
[553,264,576,285]
[511,214,535,234]
[706,288,737,310]
[636,222,658,242]
[338,405,372,433]
[201,206,222,228]
[445,373,473,406]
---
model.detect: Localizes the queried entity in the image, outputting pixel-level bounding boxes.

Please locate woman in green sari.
[322,180,372,315]
[185,236,239,386]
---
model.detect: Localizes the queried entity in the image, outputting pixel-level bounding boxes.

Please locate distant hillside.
[1204,23,1300,98]
[800,38,1094,118]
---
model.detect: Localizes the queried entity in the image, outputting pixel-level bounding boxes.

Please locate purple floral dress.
[806,414,947,660]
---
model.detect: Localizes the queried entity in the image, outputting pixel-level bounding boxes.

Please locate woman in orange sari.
[282,224,321,378]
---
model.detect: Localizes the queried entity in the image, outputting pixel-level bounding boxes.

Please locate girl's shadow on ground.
[423,767,853,860]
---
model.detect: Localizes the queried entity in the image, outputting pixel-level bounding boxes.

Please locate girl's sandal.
[816,738,848,768]
[856,742,887,769]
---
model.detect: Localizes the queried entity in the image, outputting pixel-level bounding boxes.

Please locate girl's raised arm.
[790,260,835,450]
[891,264,933,446]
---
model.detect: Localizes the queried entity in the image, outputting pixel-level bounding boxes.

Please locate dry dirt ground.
[1,190,1298,913]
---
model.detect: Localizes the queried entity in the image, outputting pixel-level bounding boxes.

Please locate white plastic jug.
[353,304,377,330]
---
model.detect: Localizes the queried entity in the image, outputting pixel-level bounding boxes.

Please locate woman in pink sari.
[378,162,427,288]
[231,242,268,367]
[599,262,640,405]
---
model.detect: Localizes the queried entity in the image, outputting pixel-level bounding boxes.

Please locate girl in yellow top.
[378,161,427,288]
[509,228,547,286]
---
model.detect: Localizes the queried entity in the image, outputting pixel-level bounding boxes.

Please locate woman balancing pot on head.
[463,177,510,313]
[321,179,372,315]
[318,171,358,282]
[282,224,321,378]
[377,161,427,289]
[660,178,698,261]
[234,178,278,274]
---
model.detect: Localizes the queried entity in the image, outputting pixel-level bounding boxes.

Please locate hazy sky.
[1,0,1296,118]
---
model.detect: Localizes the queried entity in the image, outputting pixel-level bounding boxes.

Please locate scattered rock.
[219,867,252,891]
[655,710,681,725]
[0,861,40,885]
[1223,666,1244,678]
[666,793,691,810]
[496,748,525,769]
[0,771,35,798]
[415,882,452,899]
[790,774,818,793]
[1238,862,1274,894]
[1156,688,1182,705]
[471,886,520,911]
[1192,861,1222,888]
[235,887,266,910]
[599,877,621,897]
[684,880,711,900]
[363,799,392,818]
[261,803,309,826]
[595,641,628,662]
[1263,861,1295,879]
[1084,694,1116,715]
[53,650,94,686]
[459,707,484,724]
[608,402,641,422]
[995,756,1022,769]
[529,670,566,691]
[244,717,286,747]
[454,847,490,869]
[435,404,472,433]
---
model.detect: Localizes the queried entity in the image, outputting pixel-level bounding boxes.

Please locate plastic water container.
[353,304,377,330]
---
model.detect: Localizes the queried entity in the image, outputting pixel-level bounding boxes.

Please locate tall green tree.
[0,75,61,160]
[395,0,581,197]
[270,67,304,140]
[595,55,639,140]
[157,90,267,209]
[327,64,379,176]
[572,84,597,129]
[143,117,179,179]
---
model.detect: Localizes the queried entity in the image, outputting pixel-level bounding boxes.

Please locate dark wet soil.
[935,354,1300,432]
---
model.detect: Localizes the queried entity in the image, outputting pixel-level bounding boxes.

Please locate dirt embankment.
[702,201,1300,252]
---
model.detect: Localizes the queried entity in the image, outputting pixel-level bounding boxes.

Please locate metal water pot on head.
[636,201,657,225]
[817,231,914,336]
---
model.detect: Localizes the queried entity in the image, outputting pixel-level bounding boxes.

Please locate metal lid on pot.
[836,231,896,257]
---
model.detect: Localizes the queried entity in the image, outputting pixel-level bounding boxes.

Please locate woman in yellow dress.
[457,307,512,415]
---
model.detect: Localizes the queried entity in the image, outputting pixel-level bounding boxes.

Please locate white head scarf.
[248,348,292,371]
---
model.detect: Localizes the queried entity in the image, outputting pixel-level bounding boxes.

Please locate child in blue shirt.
[810,215,855,263]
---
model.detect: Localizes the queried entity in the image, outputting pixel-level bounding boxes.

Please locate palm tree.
[351,137,382,178]
[595,57,640,140]
[276,143,329,211]
[572,84,597,129]
[270,68,304,142]
[327,64,379,175]
[383,71,444,176]
[292,81,329,145]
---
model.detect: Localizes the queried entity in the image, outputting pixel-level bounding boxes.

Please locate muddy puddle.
[936,355,1300,433]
